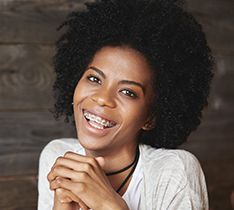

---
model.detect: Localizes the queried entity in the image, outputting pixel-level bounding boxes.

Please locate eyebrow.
[87,66,146,94]
[88,66,106,78]
[118,80,145,94]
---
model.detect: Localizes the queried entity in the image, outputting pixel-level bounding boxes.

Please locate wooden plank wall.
[0,0,233,209]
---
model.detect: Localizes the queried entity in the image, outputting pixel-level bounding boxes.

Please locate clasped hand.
[47,152,129,210]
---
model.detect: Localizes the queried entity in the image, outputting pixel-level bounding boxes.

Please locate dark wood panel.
[0,176,37,210]
[185,0,234,54]
[209,183,233,210]
[0,10,65,44]
[0,111,76,176]
[212,73,234,100]
[185,0,234,52]
[181,107,234,161]
[194,17,234,54]
[202,160,234,210]
[0,45,55,110]
[186,0,234,18]
[0,1,87,44]
[214,54,234,74]
[0,0,86,9]
[0,0,233,54]
[0,0,87,11]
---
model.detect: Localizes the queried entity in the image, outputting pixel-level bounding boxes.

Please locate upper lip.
[82,109,117,124]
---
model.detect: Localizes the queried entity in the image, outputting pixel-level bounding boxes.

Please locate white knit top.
[38,138,208,210]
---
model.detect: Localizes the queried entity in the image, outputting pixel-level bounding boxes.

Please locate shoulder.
[140,144,206,189]
[139,144,208,209]
[39,138,83,162]
[140,144,202,174]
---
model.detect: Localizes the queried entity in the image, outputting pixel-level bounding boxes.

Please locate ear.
[142,116,156,131]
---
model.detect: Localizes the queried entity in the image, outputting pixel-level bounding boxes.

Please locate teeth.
[83,111,114,128]
[89,121,104,130]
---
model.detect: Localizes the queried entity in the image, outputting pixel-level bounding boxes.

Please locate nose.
[91,87,116,108]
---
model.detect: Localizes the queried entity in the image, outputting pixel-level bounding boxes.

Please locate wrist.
[101,198,129,210]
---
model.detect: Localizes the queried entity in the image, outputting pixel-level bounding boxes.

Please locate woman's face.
[73,46,155,154]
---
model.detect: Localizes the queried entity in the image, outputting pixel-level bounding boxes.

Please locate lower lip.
[82,113,115,136]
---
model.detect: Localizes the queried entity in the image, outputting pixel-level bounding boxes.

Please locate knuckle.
[75,183,86,194]
[55,156,63,164]
[56,177,63,184]
[64,151,73,157]
[55,188,65,196]
[79,172,87,180]
[47,173,51,181]
[84,164,92,173]
[53,166,61,173]
[88,157,97,166]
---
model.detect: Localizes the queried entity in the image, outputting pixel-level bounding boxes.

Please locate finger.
[63,152,109,184]
[53,154,109,187]
[50,177,62,190]
[55,188,89,210]
[48,166,92,183]
[48,166,74,181]
[54,176,116,210]
[95,156,105,168]
[67,192,89,210]
[64,152,101,170]
[53,157,93,172]
[55,188,73,203]
[52,157,98,180]
[52,176,88,198]
[50,176,89,192]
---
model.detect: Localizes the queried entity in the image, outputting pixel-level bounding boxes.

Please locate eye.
[121,89,138,99]
[87,75,101,84]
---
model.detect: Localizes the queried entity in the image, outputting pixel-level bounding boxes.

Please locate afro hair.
[52,0,214,149]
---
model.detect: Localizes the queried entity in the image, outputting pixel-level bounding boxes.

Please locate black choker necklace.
[105,147,140,193]
[106,148,139,176]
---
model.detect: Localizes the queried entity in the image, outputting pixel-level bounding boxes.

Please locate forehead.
[87,46,154,83]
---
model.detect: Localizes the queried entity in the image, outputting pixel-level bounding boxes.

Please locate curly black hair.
[52,0,214,149]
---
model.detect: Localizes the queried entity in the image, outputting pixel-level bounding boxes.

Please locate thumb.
[95,156,105,168]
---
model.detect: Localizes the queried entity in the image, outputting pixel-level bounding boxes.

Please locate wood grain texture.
[0,0,89,44]
[0,45,55,110]
[0,111,76,176]
[185,0,234,18]
[0,10,65,44]
[203,160,234,210]
[0,0,233,54]
[196,17,234,55]
[0,0,233,210]
[0,176,38,210]
[0,0,88,10]
[185,0,234,54]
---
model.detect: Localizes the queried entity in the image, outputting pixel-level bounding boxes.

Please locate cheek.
[73,81,87,102]
[73,83,86,121]
[121,104,148,128]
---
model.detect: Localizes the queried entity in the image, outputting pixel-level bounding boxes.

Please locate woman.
[38,0,214,209]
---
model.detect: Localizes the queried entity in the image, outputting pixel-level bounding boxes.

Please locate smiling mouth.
[83,109,117,130]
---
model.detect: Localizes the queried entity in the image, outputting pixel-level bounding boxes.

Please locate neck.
[84,143,138,174]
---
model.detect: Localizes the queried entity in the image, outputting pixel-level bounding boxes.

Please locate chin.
[77,132,114,153]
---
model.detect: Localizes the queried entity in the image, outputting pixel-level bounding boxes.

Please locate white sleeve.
[152,150,208,210]
[37,141,58,210]
[172,151,209,210]
[171,153,208,210]
[167,183,208,210]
